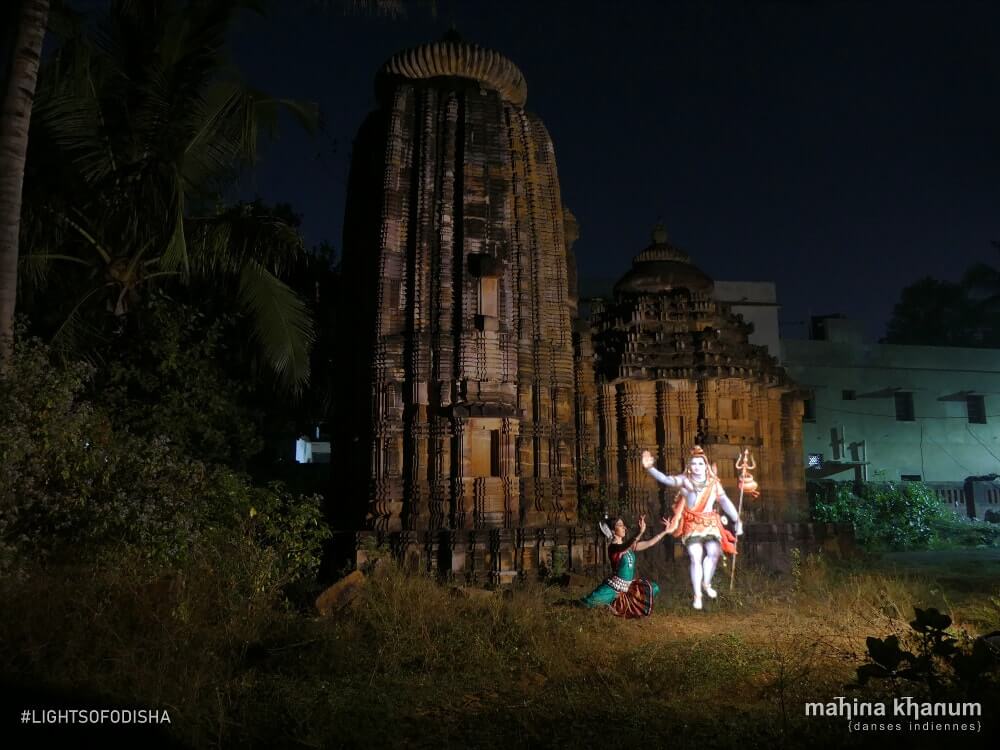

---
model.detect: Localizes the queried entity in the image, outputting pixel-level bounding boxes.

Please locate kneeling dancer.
[581,514,669,617]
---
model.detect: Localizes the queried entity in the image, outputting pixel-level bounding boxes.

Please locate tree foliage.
[883,277,982,346]
[19,0,317,387]
[856,607,999,701]
[809,480,945,549]
[884,243,1000,347]
[0,332,329,581]
[95,291,263,469]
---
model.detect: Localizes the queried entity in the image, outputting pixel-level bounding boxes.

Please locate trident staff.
[729,447,759,591]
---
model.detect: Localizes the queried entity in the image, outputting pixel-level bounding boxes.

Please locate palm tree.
[0,0,49,363]
[20,0,317,387]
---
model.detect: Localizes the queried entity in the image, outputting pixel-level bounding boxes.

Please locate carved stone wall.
[334,38,811,581]
[333,521,853,586]
[337,34,578,534]
[588,227,807,521]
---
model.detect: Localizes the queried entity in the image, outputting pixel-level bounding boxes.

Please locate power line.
[965,423,1000,463]
[812,403,1000,421]
[922,432,978,476]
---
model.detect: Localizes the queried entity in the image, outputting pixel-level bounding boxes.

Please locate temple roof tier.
[614,225,714,296]
[378,34,528,106]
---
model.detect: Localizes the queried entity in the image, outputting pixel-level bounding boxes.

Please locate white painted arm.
[648,467,681,487]
[716,488,743,535]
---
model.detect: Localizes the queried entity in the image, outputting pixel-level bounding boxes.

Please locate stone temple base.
[325,522,855,586]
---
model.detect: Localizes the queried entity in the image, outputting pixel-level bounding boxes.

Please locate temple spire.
[652,223,669,245]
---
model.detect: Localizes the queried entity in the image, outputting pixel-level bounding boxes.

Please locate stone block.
[315,570,366,616]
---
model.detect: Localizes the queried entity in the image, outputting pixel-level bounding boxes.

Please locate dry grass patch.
[3,549,998,748]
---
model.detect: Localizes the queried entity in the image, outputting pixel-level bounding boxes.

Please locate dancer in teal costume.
[582,515,670,617]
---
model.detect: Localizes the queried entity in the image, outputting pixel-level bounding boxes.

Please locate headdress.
[685,445,717,479]
[598,516,614,541]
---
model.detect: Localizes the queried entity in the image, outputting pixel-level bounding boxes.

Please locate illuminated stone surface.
[588,227,807,522]
[335,38,810,581]
[338,34,579,538]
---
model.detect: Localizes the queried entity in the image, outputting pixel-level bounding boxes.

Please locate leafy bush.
[810,480,945,549]
[95,293,263,470]
[930,512,1000,549]
[0,334,328,585]
[856,607,1000,700]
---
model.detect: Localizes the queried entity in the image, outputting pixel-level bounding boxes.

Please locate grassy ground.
[3,548,999,749]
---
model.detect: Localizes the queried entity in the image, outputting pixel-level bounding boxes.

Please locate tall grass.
[2,550,997,748]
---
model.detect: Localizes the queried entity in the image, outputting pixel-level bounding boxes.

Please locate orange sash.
[664,479,737,554]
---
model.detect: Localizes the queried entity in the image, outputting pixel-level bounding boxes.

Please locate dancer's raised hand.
[641,450,655,469]
[638,515,647,534]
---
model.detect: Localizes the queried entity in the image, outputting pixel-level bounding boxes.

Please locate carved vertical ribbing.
[348,43,586,539]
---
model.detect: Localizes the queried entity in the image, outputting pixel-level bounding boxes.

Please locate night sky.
[225,0,1000,341]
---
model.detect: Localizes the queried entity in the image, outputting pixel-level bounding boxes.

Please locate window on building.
[894,392,915,422]
[842,389,856,401]
[802,393,816,422]
[900,474,922,482]
[471,424,503,478]
[490,430,501,477]
[967,394,986,424]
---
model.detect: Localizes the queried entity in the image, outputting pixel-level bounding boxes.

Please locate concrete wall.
[781,337,1000,489]
[713,281,781,357]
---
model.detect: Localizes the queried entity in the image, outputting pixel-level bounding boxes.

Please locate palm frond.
[188,202,305,278]
[311,0,407,17]
[62,210,114,264]
[254,96,320,137]
[237,261,315,389]
[181,80,250,190]
[19,252,92,287]
[160,188,190,279]
[35,82,116,188]
[50,283,113,358]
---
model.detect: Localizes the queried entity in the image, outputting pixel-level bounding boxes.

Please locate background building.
[782,315,1000,518]
[713,281,781,358]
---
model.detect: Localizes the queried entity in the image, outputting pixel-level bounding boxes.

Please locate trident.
[729,447,758,591]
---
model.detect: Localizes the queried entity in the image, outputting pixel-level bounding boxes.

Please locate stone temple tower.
[588,226,806,522]
[337,33,579,542]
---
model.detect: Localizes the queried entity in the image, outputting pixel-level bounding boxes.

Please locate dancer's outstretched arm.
[626,515,648,551]
[635,517,671,551]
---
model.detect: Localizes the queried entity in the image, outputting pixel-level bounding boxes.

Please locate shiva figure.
[641,446,743,610]
[580,514,670,618]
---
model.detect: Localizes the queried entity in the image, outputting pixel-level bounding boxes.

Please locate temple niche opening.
[584,226,806,523]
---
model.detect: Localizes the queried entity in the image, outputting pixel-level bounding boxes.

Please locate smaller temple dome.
[377,33,528,106]
[613,225,714,296]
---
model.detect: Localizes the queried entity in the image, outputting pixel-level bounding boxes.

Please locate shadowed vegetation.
[3,542,998,748]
